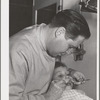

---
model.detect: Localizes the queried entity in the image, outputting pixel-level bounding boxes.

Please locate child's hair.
[55,61,67,69]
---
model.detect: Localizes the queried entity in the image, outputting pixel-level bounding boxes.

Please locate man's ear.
[55,27,66,38]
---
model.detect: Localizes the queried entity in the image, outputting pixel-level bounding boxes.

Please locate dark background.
[9,0,33,36]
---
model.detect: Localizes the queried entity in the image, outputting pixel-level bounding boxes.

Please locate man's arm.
[9,49,46,100]
[9,49,66,100]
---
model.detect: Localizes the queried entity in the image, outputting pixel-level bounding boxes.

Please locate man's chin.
[47,51,57,58]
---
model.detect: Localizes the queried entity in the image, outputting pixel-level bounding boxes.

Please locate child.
[52,62,93,100]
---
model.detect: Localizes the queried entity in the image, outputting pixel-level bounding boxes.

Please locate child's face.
[53,66,73,89]
[53,66,69,81]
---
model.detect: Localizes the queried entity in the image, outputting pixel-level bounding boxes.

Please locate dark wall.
[9,0,33,36]
[37,4,56,24]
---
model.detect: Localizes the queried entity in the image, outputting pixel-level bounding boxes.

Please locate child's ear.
[55,27,66,38]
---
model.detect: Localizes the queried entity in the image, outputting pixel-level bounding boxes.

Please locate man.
[9,9,90,100]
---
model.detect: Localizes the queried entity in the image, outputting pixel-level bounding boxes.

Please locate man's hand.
[43,80,66,100]
[72,71,86,85]
[68,68,86,85]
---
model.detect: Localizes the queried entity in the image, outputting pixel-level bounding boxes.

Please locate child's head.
[53,62,69,81]
[53,62,74,89]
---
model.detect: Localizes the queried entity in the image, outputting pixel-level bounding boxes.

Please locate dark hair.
[49,9,91,39]
[55,61,67,69]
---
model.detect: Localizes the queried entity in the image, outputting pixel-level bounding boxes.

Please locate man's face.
[47,34,85,57]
